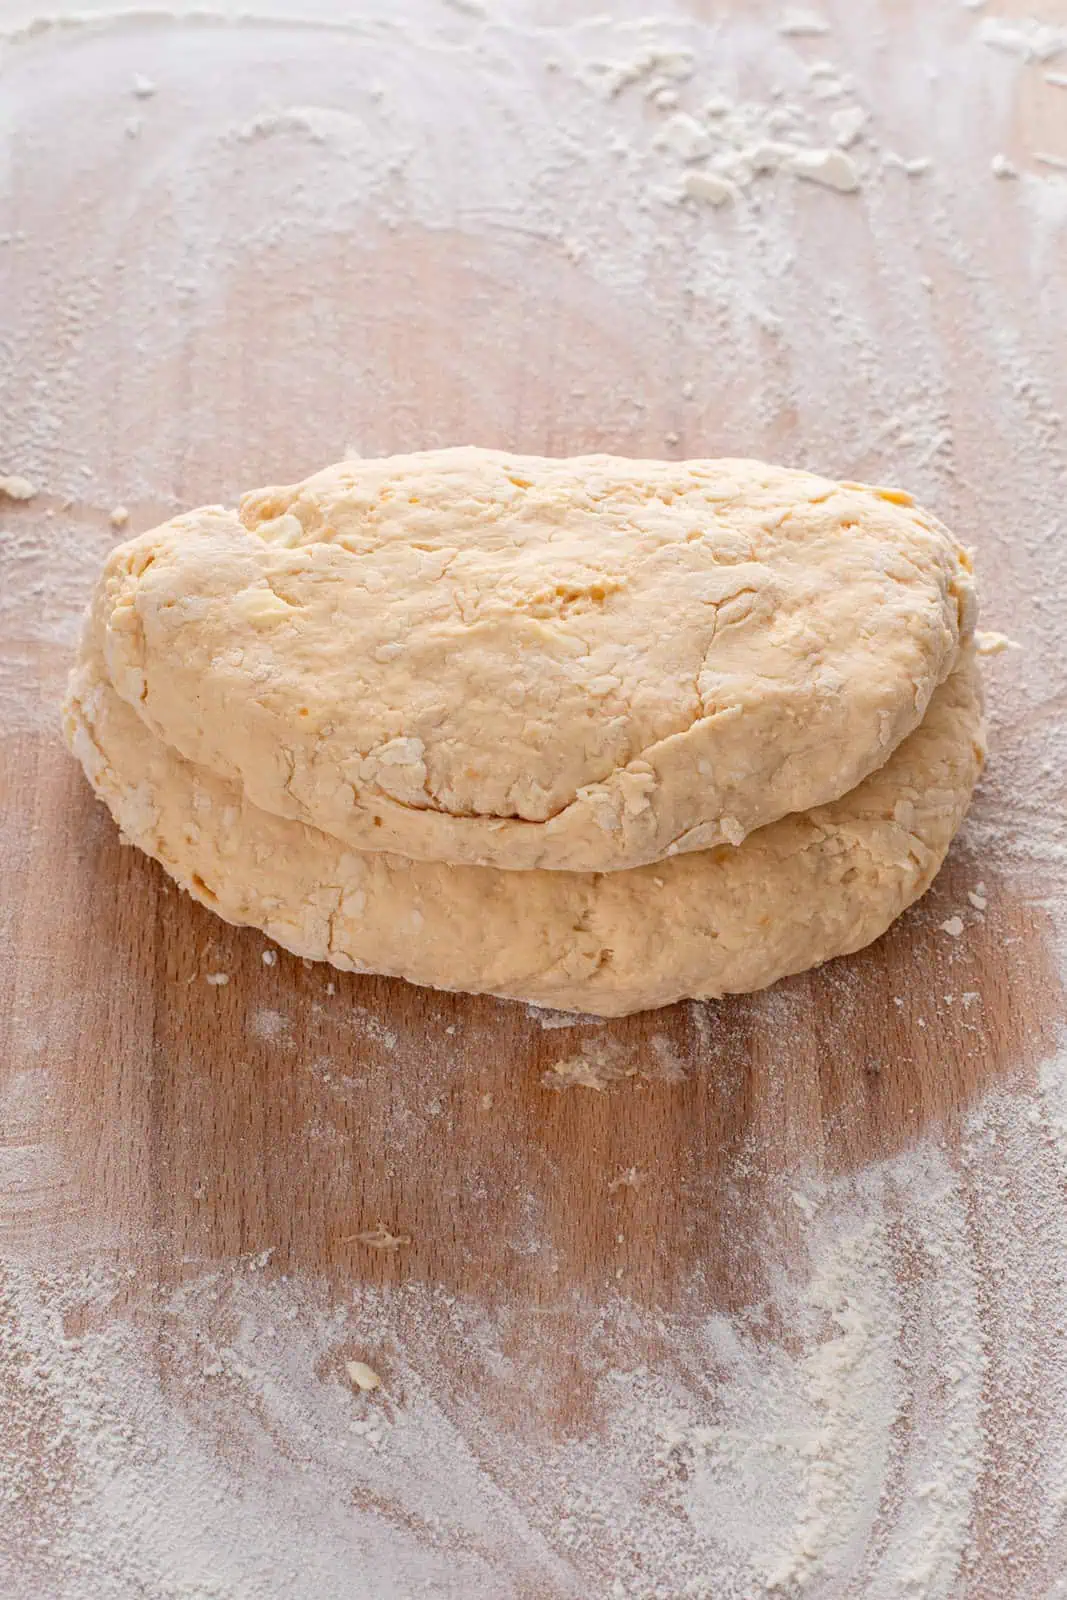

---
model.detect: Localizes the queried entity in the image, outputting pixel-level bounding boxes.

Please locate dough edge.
[64,642,985,1017]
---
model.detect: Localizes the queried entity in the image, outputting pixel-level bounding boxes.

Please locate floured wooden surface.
[2,1,1066,1594]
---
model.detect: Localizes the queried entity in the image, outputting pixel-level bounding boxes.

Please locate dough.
[65,640,984,1017]
[94,448,975,872]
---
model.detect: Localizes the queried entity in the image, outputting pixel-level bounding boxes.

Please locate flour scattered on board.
[2,1,1067,1597]
[978,16,1067,63]
[249,1007,288,1040]
[5,1113,1066,1599]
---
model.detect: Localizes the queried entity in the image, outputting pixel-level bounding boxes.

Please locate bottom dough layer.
[64,653,984,1016]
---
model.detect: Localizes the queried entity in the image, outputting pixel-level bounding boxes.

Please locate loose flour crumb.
[346,1359,382,1391]
[0,472,37,500]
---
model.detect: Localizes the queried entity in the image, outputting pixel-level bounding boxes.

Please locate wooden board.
[3,2,1067,1595]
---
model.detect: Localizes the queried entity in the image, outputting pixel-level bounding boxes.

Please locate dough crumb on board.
[777,8,831,37]
[883,152,933,176]
[788,146,861,191]
[345,1360,381,1392]
[346,1222,412,1251]
[543,1052,638,1092]
[975,629,1021,655]
[830,105,867,147]
[0,472,37,500]
[682,169,738,206]
[543,1039,686,1091]
[608,1166,644,1191]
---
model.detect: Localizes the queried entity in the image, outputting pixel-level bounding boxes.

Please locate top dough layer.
[97,448,976,872]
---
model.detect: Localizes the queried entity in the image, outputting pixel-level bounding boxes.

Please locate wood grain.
[2,2,1067,1594]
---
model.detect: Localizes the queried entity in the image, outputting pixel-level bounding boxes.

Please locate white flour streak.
[6,1105,1064,1598]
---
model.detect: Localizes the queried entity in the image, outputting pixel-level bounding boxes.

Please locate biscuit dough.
[94,449,976,872]
[65,641,984,1017]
